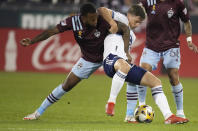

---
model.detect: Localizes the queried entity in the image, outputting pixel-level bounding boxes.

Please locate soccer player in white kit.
[98,5,188,124]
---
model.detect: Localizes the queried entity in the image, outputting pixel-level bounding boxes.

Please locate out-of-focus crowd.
[0,0,198,15]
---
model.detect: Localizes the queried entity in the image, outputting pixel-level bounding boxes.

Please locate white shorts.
[71,58,102,79]
[140,48,181,70]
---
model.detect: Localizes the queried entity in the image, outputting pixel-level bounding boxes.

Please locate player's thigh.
[140,71,161,88]
[140,48,161,71]
[71,58,102,79]
[125,65,147,85]
[163,48,181,69]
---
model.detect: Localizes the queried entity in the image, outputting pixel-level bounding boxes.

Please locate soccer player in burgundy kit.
[126,0,197,122]
[21,3,131,120]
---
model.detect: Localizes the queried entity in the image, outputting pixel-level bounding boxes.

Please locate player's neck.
[81,16,86,25]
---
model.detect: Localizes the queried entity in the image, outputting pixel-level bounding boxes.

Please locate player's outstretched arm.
[184,20,198,53]
[116,21,132,63]
[20,27,60,47]
[97,7,118,34]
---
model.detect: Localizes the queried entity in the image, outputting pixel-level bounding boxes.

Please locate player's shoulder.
[112,10,126,18]
[174,0,185,5]
[173,0,186,10]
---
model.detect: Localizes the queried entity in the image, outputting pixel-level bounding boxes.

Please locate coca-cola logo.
[32,35,81,70]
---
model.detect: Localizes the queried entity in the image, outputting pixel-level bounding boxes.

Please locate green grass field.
[0,72,198,131]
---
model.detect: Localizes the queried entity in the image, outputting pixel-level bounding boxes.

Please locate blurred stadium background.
[0,0,198,76]
[0,0,198,131]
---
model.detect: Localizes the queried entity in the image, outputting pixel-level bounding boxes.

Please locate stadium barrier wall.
[0,28,198,77]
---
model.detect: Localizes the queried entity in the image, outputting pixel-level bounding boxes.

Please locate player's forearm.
[184,20,192,38]
[117,22,130,53]
[97,7,113,24]
[30,27,59,44]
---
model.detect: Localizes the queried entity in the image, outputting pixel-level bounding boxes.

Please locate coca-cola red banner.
[0,28,198,77]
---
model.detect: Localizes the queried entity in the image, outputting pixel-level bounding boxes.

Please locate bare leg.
[23,72,82,120]
[62,72,81,92]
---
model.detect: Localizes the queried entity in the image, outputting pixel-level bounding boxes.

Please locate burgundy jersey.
[140,0,190,52]
[57,15,110,62]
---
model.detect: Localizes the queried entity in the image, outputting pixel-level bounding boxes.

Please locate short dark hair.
[80,2,96,16]
[128,5,146,21]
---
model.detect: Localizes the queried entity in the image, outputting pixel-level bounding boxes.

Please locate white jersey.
[103,10,136,60]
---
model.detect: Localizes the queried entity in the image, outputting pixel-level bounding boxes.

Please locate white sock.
[108,70,127,103]
[37,84,66,115]
[151,86,172,120]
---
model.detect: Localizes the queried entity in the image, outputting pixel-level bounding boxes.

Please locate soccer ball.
[134,105,155,123]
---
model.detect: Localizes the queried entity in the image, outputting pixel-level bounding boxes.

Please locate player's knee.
[167,69,179,86]
[62,81,72,92]
[154,77,162,86]
[169,78,179,86]
[114,59,131,74]
[140,63,152,71]
[62,72,81,92]
[140,72,161,88]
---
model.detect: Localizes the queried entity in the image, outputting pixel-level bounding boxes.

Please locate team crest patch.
[167,8,174,18]
[77,62,83,69]
[94,29,101,38]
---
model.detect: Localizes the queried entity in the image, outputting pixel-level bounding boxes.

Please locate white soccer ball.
[134,105,155,123]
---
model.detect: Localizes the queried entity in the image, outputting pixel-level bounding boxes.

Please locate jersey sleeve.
[56,16,73,33]
[129,30,136,50]
[177,0,190,23]
[110,9,129,26]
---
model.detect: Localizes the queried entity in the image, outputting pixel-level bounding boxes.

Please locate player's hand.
[187,41,198,53]
[20,38,32,47]
[126,53,133,64]
[109,20,118,34]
